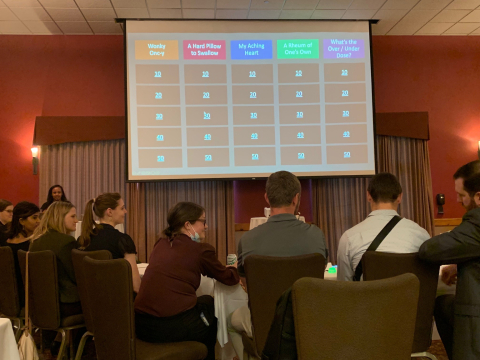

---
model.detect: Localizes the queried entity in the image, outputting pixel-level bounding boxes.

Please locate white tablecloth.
[249,216,306,230]
[0,318,20,360]
[74,221,124,239]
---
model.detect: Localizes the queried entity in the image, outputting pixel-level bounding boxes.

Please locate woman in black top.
[4,202,41,307]
[40,184,68,212]
[78,193,141,292]
[0,199,13,246]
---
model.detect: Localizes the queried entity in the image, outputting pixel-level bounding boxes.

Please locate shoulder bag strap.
[353,215,402,281]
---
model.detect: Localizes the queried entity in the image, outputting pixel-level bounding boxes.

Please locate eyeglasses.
[196,219,207,226]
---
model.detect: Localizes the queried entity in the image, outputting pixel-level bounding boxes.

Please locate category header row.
[135,39,364,61]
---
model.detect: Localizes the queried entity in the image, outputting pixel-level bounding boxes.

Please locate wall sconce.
[31,147,39,175]
[436,193,445,214]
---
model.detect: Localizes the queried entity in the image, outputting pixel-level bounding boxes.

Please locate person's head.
[367,173,403,210]
[163,202,207,242]
[46,185,68,204]
[31,201,77,241]
[453,160,480,211]
[79,193,125,248]
[265,171,301,214]
[0,199,13,226]
[9,201,40,239]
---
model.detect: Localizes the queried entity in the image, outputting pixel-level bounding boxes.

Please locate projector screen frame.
[120,18,379,182]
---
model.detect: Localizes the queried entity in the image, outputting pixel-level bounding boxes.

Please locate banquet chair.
[292,274,419,360]
[82,256,208,360]
[71,249,112,360]
[0,247,24,341]
[17,250,85,360]
[362,252,440,360]
[243,253,325,359]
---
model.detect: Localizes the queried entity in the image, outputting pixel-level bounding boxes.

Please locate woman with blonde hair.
[78,192,141,293]
[30,201,81,317]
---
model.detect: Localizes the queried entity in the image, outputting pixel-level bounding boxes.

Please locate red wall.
[1,35,478,219]
[372,36,480,219]
[0,36,124,206]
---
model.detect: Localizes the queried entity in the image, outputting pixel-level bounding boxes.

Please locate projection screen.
[125,20,376,181]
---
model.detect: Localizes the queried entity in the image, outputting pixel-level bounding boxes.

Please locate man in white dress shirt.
[337,172,430,281]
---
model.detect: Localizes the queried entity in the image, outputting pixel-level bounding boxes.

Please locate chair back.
[362,251,440,353]
[0,247,21,317]
[83,256,135,360]
[18,249,61,329]
[292,274,419,360]
[71,249,112,333]
[244,253,325,354]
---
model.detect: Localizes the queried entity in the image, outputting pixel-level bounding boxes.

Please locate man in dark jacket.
[419,160,480,360]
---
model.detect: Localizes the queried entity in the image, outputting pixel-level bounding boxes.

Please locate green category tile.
[277,39,319,59]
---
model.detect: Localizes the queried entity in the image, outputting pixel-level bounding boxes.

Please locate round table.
[0,318,20,360]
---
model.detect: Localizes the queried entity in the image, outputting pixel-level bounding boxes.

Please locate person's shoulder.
[463,207,480,224]
[199,242,216,253]
[239,224,265,245]
[398,218,430,235]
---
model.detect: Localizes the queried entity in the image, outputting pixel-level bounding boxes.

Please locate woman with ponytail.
[78,193,141,293]
[134,202,239,360]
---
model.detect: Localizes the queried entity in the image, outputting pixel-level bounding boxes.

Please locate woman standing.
[40,185,68,212]
[78,192,141,293]
[4,201,40,306]
[134,202,239,360]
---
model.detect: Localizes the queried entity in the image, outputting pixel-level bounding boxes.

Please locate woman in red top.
[134,202,239,360]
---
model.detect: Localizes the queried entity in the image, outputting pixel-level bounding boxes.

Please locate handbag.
[18,251,39,360]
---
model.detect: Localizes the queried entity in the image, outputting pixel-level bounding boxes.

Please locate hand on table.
[441,264,457,286]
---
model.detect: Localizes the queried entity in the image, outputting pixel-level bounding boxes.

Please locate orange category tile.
[135,40,179,60]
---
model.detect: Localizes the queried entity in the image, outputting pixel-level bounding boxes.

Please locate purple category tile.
[323,39,364,59]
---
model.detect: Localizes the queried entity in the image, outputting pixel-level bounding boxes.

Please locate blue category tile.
[231,40,272,60]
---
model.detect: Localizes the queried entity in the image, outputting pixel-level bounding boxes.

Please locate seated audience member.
[40,184,68,212]
[134,202,239,360]
[231,170,327,345]
[337,172,430,281]
[0,199,13,231]
[78,192,141,293]
[0,199,13,246]
[419,160,480,360]
[4,201,40,307]
[30,201,81,317]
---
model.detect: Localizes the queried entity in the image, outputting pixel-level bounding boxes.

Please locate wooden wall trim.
[34,116,125,145]
[434,218,462,226]
[235,223,250,231]
[376,112,429,140]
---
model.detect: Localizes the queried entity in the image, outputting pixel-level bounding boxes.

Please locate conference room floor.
[31,334,448,360]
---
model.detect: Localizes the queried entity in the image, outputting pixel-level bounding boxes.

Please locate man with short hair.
[230,171,327,356]
[337,172,430,281]
[419,160,480,360]
[237,170,327,276]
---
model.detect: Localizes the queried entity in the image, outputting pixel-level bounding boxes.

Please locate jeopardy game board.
[126,20,375,180]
